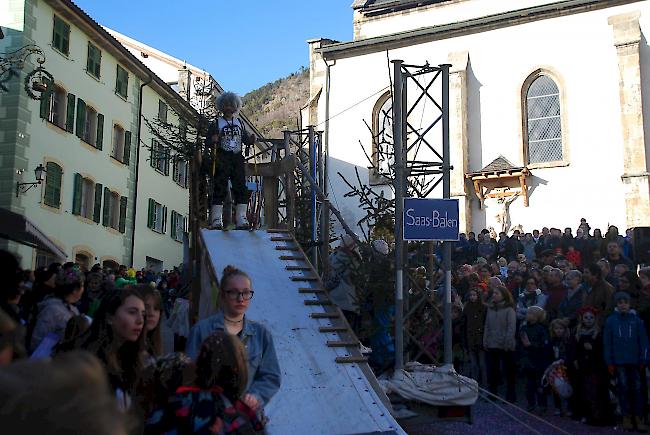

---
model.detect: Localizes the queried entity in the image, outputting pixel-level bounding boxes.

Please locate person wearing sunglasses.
[186,265,281,413]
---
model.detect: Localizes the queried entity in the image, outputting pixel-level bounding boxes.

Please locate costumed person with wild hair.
[206,92,257,230]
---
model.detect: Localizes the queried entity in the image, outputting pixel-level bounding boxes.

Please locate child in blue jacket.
[603,291,649,431]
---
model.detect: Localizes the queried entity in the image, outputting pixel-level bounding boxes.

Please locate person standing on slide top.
[206,92,257,230]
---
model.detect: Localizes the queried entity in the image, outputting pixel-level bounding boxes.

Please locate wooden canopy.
[465,156,531,208]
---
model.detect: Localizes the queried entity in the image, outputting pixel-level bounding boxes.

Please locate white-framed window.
[158,100,168,123]
[112,124,125,160]
[49,84,66,127]
[524,74,563,165]
[170,211,187,242]
[83,106,97,145]
[147,199,167,233]
[80,177,95,220]
[109,191,120,230]
[370,91,393,184]
[173,159,188,188]
[72,173,102,223]
[150,140,169,175]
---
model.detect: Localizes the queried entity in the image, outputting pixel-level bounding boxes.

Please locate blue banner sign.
[403,198,460,241]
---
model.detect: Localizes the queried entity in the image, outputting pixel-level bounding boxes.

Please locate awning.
[0,207,67,260]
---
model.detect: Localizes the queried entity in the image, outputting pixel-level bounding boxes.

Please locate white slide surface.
[200,229,404,435]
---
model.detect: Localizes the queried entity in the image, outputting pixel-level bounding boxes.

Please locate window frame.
[158,100,168,123]
[86,42,102,79]
[112,124,125,162]
[52,15,70,56]
[115,65,129,99]
[43,161,63,209]
[48,84,67,129]
[520,69,570,169]
[370,91,394,185]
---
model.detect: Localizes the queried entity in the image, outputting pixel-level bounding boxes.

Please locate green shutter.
[102,187,110,227]
[96,113,104,150]
[162,206,168,233]
[163,150,170,176]
[72,173,83,215]
[87,43,101,78]
[65,93,75,132]
[44,162,62,208]
[76,98,86,138]
[123,131,131,165]
[61,21,70,55]
[39,79,52,120]
[147,199,155,229]
[119,196,128,233]
[170,211,177,239]
[93,183,103,223]
[116,65,128,98]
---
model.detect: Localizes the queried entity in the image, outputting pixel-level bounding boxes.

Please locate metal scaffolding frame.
[392,60,452,370]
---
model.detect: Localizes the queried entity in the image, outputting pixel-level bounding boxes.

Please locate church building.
[305,0,650,236]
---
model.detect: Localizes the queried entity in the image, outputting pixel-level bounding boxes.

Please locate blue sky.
[74,0,353,95]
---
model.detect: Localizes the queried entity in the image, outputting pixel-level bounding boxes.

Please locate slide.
[198,229,405,435]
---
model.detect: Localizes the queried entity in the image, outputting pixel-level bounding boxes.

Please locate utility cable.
[315,86,390,128]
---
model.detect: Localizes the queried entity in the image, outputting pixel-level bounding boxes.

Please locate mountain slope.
[242,67,309,140]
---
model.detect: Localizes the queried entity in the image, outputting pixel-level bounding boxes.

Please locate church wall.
[322,2,650,236]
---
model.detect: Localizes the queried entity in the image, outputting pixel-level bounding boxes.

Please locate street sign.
[403,198,460,241]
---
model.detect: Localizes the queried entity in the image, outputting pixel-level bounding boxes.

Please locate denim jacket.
[186,311,281,407]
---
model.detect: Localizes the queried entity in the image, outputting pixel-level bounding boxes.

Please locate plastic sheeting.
[381,363,479,407]
[200,229,405,435]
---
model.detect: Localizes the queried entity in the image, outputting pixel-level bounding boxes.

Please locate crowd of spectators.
[328,220,650,431]
[0,251,271,434]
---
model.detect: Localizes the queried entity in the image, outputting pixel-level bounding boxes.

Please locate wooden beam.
[335,356,368,364]
[290,276,319,281]
[310,312,340,319]
[319,326,348,333]
[327,340,360,347]
[304,300,333,306]
[520,175,529,207]
[299,288,326,293]
[279,255,303,260]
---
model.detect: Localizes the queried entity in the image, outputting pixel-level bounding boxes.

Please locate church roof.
[353,0,450,14]
[320,0,636,60]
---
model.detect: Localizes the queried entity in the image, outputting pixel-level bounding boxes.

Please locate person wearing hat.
[327,234,362,332]
[603,291,649,431]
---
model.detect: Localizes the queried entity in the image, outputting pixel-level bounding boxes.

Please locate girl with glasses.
[186,265,281,413]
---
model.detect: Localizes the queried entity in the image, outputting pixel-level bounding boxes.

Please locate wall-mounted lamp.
[16,163,46,197]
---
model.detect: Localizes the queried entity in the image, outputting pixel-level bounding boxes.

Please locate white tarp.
[200,229,405,435]
[380,362,478,406]
[381,362,479,407]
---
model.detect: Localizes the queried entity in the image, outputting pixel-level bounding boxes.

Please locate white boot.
[209,204,223,229]
[235,203,249,229]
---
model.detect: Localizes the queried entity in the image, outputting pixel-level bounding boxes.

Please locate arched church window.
[524,75,563,164]
[370,92,393,184]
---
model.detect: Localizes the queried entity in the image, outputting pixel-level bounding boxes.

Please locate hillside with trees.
[241,67,309,140]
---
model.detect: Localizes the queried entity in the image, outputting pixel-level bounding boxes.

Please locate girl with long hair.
[145,332,263,434]
[140,287,163,359]
[77,288,146,405]
[187,265,281,412]
[483,286,517,402]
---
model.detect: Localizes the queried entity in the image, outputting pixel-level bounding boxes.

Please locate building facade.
[1,0,195,270]
[306,0,650,236]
